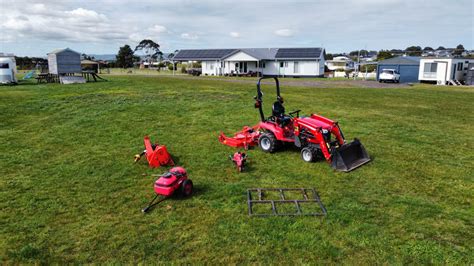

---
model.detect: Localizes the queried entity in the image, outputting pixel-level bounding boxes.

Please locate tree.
[168,50,180,71]
[454,44,465,55]
[134,39,161,63]
[423,47,434,51]
[116,45,135,68]
[168,49,179,59]
[377,50,394,61]
[405,46,422,56]
[81,53,95,60]
[436,46,446,51]
[390,49,404,56]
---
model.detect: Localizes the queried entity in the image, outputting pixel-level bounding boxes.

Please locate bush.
[360,64,377,72]
[181,65,187,73]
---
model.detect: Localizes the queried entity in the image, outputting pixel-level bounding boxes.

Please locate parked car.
[187,68,202,76]
[379,69,400,83]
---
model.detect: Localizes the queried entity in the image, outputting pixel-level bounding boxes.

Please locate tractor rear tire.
[259,133,278,153]
[301,146,317,162]
[181,179,193,197]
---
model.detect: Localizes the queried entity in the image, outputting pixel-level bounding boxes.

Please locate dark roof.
[378,56,421,65]
[239,48,278,60]
[275,48,323,59]
[48,48,80,55]
[173,47,324,61]
[173,49,237,60]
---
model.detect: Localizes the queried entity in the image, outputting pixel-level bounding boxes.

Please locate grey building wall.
[48,50,81,74]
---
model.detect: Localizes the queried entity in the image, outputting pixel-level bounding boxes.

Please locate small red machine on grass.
[142,166,193,213]
[134,135,174,168]
[230,151,248,172]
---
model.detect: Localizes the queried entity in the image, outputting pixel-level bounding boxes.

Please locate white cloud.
[230,32,240,38]
[274,29,293,37]
[180,33,198,40]
[149,25,168,33]
[0,5,129,43]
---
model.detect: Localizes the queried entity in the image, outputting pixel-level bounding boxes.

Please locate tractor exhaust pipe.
[331,138,371,172]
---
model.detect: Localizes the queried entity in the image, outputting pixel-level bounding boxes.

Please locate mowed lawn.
[0,76,472,264]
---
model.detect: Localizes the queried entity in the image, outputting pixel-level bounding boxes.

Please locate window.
[294,62,299,73]
[457,63,463,71]
[284,62,288,67]
[259,62,266,68]
[423,62,437,78]
[0,63,9,69]
[210,63,214,70]
[280,62,284,68]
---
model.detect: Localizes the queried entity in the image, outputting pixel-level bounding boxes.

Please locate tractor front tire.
[259,133,278,153]
[301,146,317,162]
[181,179,193,197]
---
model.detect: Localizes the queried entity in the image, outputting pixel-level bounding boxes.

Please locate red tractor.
[254,77,371,172]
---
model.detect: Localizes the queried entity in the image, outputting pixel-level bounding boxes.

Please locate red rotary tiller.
[134,136,174,168]
[229,151,248,172]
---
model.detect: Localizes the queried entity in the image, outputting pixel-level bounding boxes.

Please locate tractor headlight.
[322,129,329,134]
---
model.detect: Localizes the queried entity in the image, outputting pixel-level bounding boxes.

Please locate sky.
[0,0,473,57]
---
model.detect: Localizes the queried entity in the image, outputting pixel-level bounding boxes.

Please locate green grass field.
[1,76,472,264]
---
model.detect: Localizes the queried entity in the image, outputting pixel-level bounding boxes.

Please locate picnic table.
[36,73,59,83]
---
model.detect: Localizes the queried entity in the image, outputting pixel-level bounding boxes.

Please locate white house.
[418,57,474,85]
[173,48,325,77]
[325,56,354,71]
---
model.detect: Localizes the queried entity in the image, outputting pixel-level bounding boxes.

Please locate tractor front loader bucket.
[331,138,371,172]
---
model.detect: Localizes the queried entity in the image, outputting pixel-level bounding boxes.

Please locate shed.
[81,59,100,73]
[47,48,82,75]
[377,56,420,83]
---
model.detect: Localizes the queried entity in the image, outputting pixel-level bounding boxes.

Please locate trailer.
[0,53,17,84]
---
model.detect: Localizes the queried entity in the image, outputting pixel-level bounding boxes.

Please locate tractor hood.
[297,114,335,130]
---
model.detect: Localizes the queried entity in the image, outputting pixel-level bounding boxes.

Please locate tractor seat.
[272,101,285,117]
[272,101,291,127]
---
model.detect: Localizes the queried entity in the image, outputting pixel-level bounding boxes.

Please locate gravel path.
[161,75,411,89]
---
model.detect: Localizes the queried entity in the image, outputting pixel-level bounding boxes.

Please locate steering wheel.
[288,110,301,118]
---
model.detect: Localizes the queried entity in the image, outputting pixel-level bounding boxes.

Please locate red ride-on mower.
[134,136,174,168]
[142,166,193,213]
[254,77,371,172]
[229,151,248,172]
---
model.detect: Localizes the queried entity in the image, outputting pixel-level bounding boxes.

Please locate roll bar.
[255,77,281,122]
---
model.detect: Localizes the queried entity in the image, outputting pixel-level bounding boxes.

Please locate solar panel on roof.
[173,49,237,60]
[275,48,322,59]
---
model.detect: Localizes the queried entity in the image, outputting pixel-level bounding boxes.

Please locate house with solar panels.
[172,47,325,77]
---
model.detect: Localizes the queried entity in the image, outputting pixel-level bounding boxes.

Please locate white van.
[0,56,17,84]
